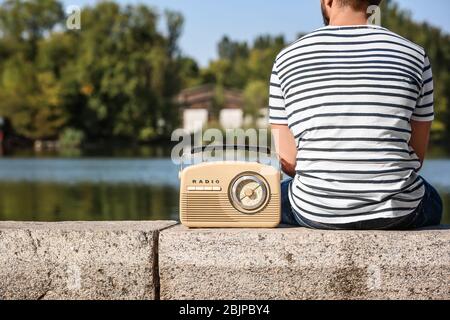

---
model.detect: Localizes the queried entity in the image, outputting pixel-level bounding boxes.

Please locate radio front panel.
[179,161,281,228]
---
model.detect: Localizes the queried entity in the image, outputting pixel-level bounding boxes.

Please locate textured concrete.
[0,221,176,300]
[159,225,450,300]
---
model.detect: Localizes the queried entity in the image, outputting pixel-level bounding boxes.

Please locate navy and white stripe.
[269,25,434,224]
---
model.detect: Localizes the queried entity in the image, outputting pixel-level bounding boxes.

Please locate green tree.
[244,80,268,124]
[203,35,285,90]
[0,0,188,142]
[0,0,66,139]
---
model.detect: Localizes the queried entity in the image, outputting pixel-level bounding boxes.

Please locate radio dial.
[230,174,269,213]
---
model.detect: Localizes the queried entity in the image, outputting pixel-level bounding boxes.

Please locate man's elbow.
[280,158,296,178]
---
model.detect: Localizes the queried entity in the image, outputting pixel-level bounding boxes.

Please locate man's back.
[269,25,434,225]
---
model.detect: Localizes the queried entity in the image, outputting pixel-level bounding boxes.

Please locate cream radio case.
[179,145,281,228]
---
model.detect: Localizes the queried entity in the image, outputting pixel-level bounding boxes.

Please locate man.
[270,0,443,230]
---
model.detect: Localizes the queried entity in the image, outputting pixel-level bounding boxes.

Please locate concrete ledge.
[2,221,449,300]
[0,221,177,300]
[159,225,450,300]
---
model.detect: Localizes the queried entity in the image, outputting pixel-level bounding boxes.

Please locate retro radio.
[179,145,281,228]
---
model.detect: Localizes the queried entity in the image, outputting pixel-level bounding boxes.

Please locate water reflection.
[0,182,179,221]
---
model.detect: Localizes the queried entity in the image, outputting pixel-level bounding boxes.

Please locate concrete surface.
[0,221,177,300]
[159,225,450,300]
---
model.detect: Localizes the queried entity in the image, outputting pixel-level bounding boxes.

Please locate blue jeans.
[281,177,443,230]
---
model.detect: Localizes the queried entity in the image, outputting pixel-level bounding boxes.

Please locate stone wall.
[159,225,450,300]
[1,222,449,300]
[0,221,176,300]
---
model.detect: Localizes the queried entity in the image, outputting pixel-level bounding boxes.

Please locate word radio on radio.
[192,179,220,184]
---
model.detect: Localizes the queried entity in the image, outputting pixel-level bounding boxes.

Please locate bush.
[58,128,85,148]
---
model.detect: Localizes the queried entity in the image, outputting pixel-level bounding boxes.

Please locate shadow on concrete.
[277,224,450,231]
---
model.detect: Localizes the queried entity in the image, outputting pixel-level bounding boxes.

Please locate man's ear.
[323,0,334,10]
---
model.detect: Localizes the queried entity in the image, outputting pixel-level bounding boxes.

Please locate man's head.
[321,0,383,26]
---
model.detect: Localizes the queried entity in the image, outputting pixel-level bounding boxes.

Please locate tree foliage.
[0,0,194,141]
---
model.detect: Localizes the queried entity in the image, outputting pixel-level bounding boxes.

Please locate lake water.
[0,150,449,224]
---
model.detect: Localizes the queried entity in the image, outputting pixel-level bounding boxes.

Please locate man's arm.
[410,120,432,168]
[410,54,434,169]
[271,124,297,177]
[268,60,297,176]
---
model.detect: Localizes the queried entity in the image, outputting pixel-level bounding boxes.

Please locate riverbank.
[1,221,449,300]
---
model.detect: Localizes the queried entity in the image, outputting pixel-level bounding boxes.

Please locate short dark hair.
[338,0,383,10]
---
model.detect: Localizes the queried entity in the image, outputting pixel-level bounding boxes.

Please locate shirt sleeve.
[268,61,289,125]
[412,54,434,122]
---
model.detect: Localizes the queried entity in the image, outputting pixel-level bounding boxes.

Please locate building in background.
[177,84,268,133]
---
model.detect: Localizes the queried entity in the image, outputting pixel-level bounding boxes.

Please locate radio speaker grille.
[181,193,280,222]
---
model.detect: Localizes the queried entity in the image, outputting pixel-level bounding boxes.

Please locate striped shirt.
[269,24,434,224]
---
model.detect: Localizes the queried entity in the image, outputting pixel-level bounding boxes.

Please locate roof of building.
[177,84,243,109]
